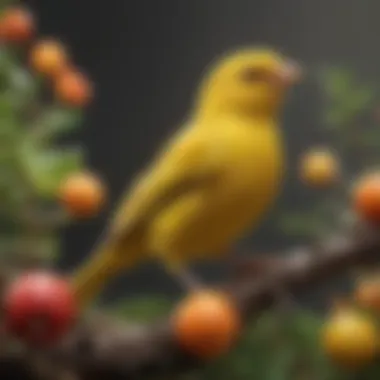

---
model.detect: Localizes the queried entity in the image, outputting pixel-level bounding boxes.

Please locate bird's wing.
[108,129,222,240]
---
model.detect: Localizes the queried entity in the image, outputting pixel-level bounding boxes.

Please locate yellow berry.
[321,310,378,368]
[299,148,340,188]
[30,39,68,78]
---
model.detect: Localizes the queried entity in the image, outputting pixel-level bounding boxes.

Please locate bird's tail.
[71,239,143,310]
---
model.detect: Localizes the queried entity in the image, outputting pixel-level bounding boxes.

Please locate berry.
[353,172,380,223]
[321,310,377,368]
[299,148,340,188]
[58,171,106,218]
[30,39,68,78]
[0,6,34,43]
[55,69,93,107]
[4,271,77,345]
[173,290,240,359]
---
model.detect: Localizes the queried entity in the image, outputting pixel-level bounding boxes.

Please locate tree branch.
[3,222,380,380]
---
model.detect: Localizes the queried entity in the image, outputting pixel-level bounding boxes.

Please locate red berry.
[3,271,77,345]
[0,6,35,43]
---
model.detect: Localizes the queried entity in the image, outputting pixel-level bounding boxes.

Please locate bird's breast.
[148,126,284,258]
[216,137,282,221]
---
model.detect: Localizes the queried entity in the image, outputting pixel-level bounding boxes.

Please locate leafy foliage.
[0,36,85,268]
[320,67,376,130]
[111,294,379,380]
[202,309,380,380]
[278,66,380,241]
[109,295,173,322]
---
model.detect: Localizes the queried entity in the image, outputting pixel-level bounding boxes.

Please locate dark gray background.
[22,0,380,304]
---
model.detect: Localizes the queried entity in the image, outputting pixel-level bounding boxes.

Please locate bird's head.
[197,48,302,118]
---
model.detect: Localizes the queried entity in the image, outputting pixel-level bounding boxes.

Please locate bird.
[71,47,302,308]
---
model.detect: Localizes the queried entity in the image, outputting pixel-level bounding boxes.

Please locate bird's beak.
[278,60,303,86]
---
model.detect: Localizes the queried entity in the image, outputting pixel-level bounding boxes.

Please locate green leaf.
[0,94,22,143]
[31,107,82,143]
[0,236,20,258]
[266,346,297,380]
[0,47,16,76]
[287,311,352,380]
[350,86,375,110]
[0,91,16,117]
[8,66,37,96]
[0,0,17,13]
[319,67,375,131]
[33,234,60,264]
[5,66,40,112]
[20,144,84,197]
[324,107,350,129]
[203,313,297,380]
[351,129,380,149]
[319,67,354,100]
[289,311,322,350]
[323,91,372,130]
[277,213,326,238]
[109,296,173,322]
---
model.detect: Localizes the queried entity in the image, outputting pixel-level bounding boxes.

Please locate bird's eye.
[239,67,268,83]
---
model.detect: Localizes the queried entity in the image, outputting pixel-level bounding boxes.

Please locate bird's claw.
[166,265,203,292]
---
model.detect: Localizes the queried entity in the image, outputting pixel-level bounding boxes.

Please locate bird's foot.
[165,264,203,292]
[177,270,203,292]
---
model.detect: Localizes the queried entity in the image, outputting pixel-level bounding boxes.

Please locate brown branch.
[3,222,380,380]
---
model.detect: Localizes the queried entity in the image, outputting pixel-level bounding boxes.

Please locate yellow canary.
[71,48,302,307]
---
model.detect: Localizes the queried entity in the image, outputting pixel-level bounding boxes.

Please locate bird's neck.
[193,91,281,123]
[194,100,280,125]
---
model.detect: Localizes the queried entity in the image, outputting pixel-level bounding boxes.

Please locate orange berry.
[299,148,340,188]
[55,69,93,107]
[30,39,68,78]
[173,290,240,359]
[58,172,106,218]
[0,6,35,43]
[354,279,380,313]
[353,172,380,224]
[321,310,377,368]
